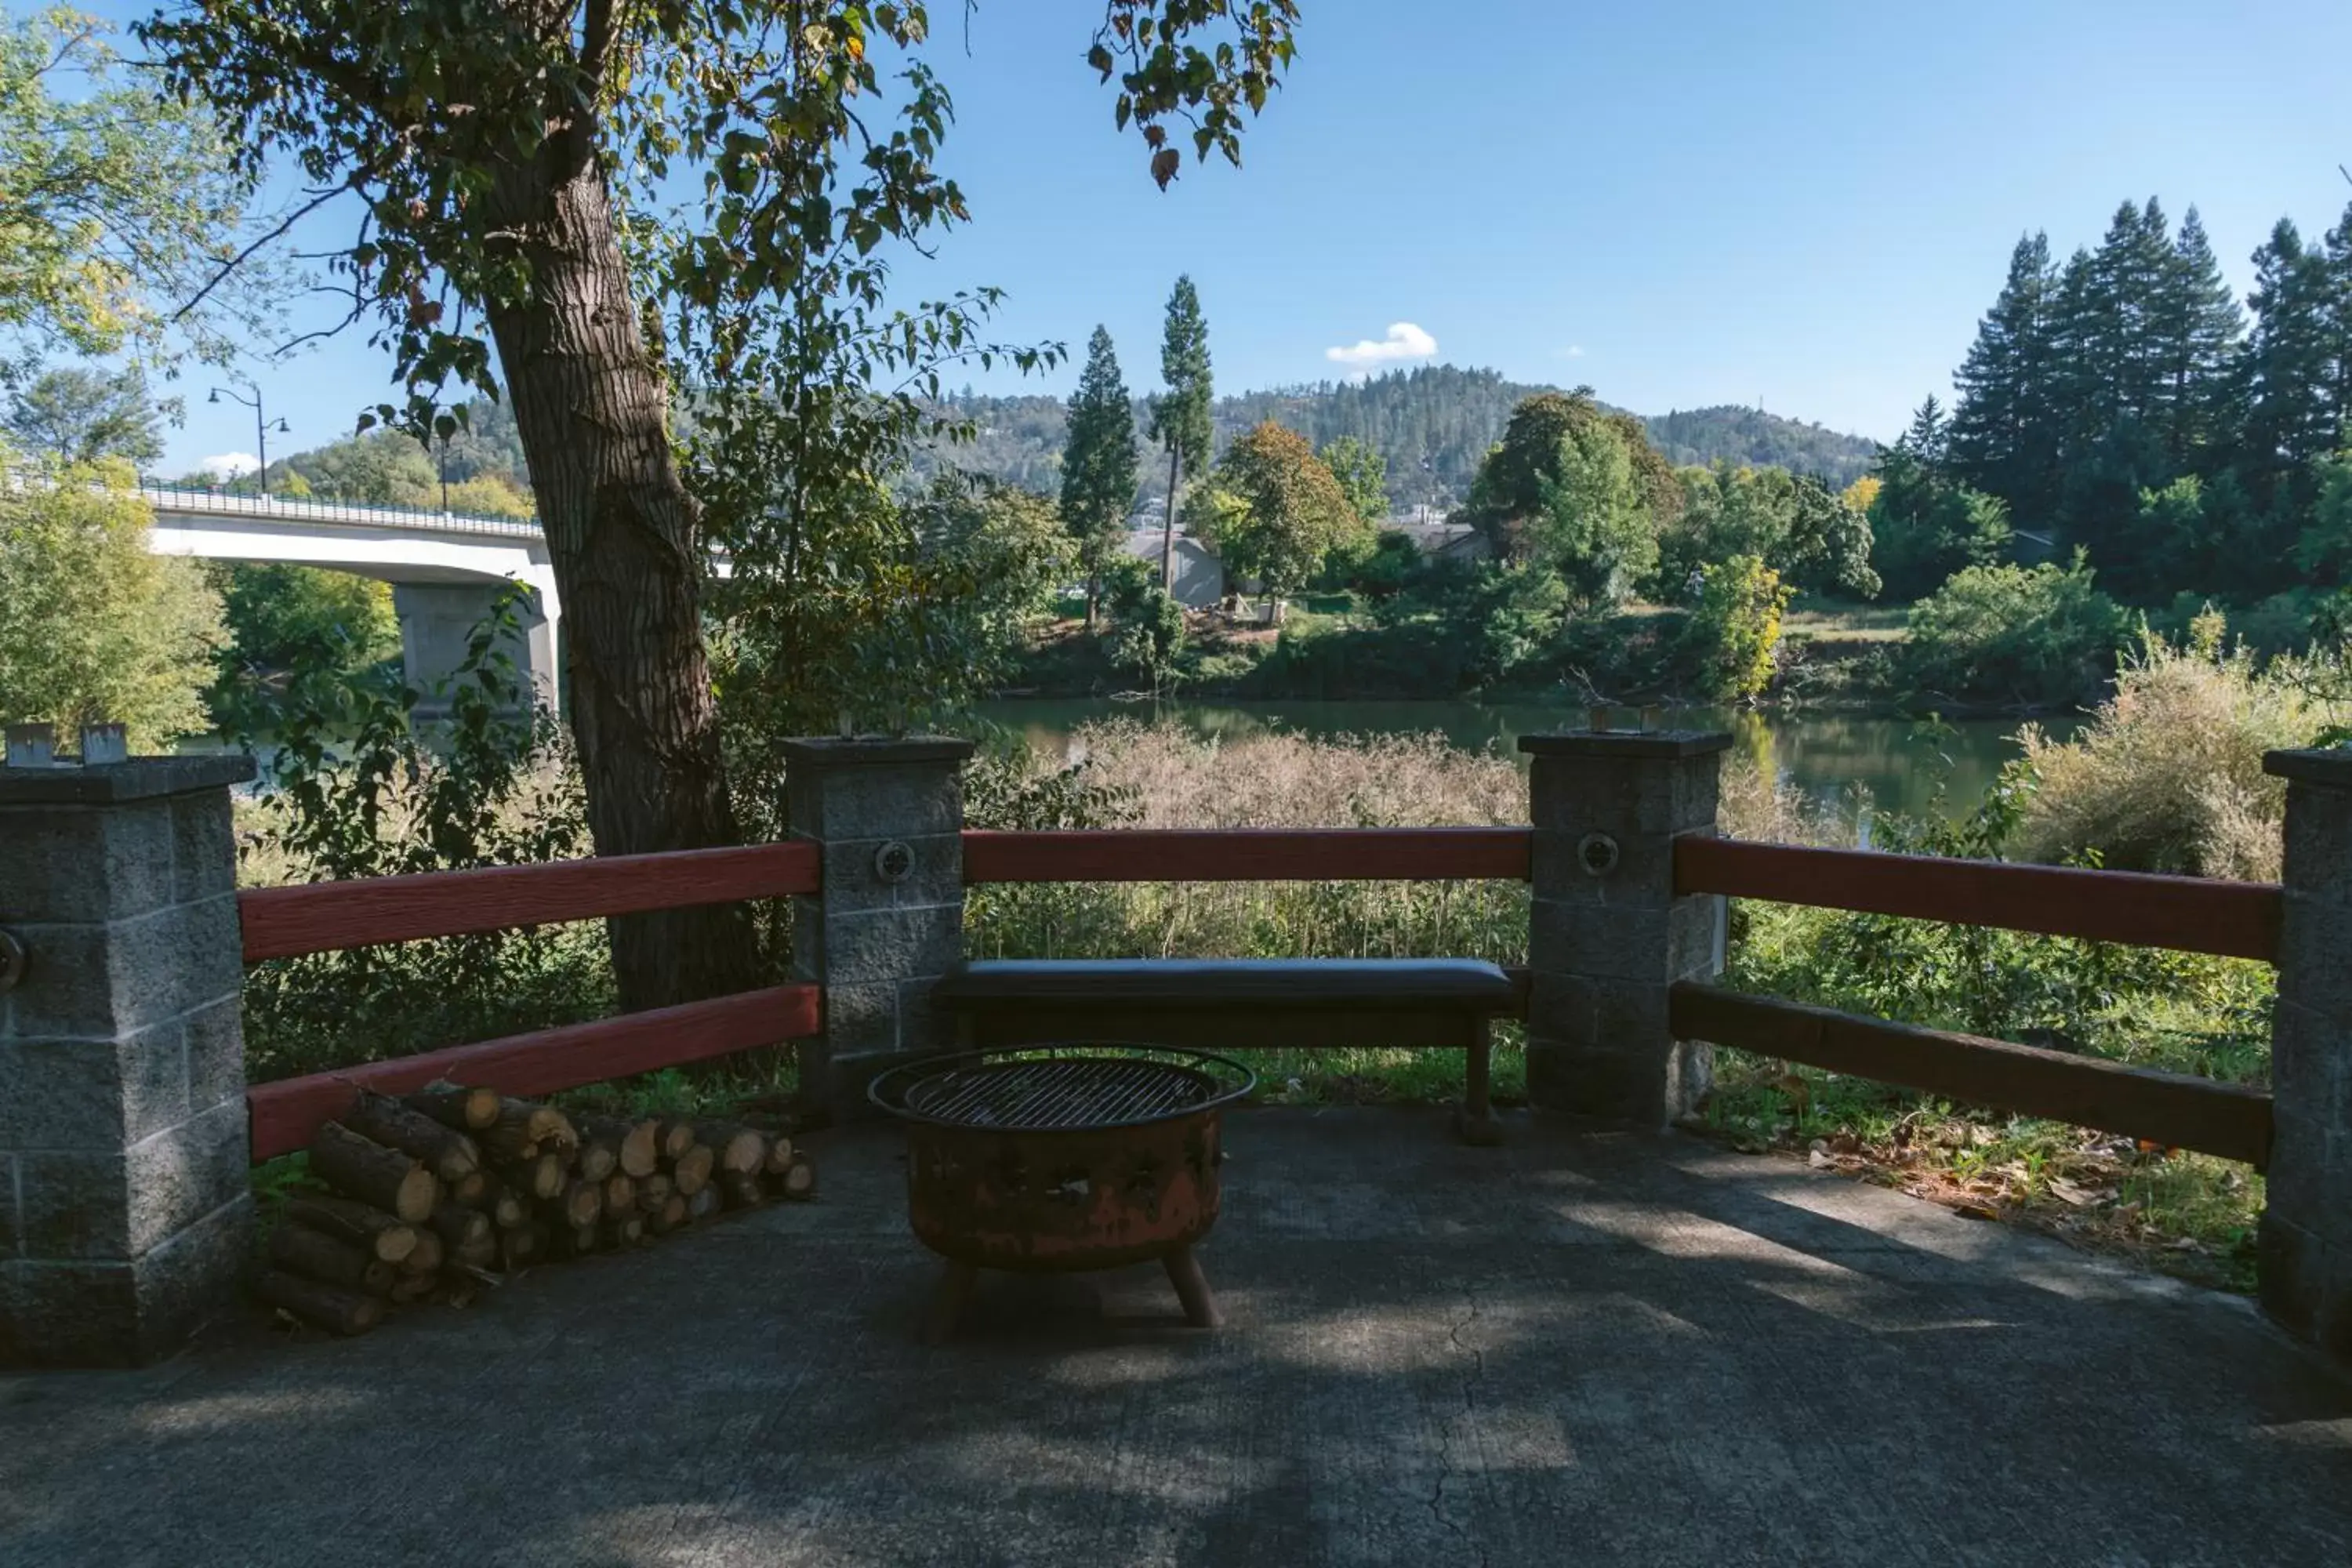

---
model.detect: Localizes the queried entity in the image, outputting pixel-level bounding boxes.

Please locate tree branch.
[171,184,348,323]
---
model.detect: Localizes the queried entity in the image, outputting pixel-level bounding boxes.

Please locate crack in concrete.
[1428,1287,1491,1567]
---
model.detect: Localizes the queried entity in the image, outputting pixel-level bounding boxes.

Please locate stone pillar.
[783,737,974,1122]
[2259,747,2352,1361]
[1519,730,1731,1127]
[0,755,256,1366]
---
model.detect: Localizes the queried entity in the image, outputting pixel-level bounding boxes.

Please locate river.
[973,699,2083,829]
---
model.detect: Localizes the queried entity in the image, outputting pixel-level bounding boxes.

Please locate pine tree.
[1058,325,1140,628]
[2321,199,2352,445]
[2239,218,2339,512]
[1948,232,2061,524]
[1899,396,1950,467]
[1146,275,1214,588]
[2151,206,2244,468]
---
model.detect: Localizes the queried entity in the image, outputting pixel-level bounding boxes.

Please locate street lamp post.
[209,385,289,496]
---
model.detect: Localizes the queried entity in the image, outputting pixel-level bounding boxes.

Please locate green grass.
[1693,1049,2262,1291]
[1782,596,1910,644]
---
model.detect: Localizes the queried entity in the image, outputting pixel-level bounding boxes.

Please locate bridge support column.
[1521,729,1731,1128]
[2260,747,2352,1362]
[0,754,256,1366]
[393,580,559,716]
[782,737,975,1123]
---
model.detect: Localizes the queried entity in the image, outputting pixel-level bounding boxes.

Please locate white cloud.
[1325,321,1438,368]
[1560,345,1587,359]
[201,451,260,477]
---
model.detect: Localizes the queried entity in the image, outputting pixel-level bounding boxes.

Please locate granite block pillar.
[783,737,974,1121]
[0,754,256,1365]
[1519,730,1730,1128]
[2259,747,2352,1363]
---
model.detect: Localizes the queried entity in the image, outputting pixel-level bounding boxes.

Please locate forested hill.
[911,365,1880,509]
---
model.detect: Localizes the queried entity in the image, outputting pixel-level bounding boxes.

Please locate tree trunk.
[481,136,757,1012]
[1161,448,1181,590]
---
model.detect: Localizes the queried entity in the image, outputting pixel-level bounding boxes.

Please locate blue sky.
[149,0,2352,477]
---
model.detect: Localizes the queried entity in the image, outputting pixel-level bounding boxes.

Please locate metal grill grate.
[905,1056,1215,1131]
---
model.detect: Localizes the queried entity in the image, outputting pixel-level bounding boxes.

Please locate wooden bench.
[932,958,1518,1144]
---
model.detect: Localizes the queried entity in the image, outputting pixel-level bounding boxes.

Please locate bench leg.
[1454,1018,1504,1146]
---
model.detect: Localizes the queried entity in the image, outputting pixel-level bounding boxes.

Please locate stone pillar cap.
[0,753,256,804]
[1518,731,1733,760]
[779,735,976,768]
[2264,747,2352,788]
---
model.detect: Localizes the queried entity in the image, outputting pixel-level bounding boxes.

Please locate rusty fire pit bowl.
[869,1046,1254,1339]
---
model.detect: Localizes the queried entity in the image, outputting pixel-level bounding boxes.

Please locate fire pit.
[869,1046,1254,1341]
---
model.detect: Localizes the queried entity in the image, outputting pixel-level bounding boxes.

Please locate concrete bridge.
[140,486,562,713]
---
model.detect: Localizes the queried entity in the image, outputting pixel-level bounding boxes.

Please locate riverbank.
[1007,594,2105,722]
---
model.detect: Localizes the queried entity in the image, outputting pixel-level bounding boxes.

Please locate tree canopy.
[6,365,164,466]
[1204,419,1365,610]
[0,9,269,374]
[0,452,228,745]
[144,0,1299,1009]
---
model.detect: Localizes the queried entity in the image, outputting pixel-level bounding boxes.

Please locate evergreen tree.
[1948,232,2061,524]
[1058,325,1139,628]
[1900,396,1950,469]
[2238,219,2339,514]
[2322,200,2352,442]
[2152,206,2243,467]
[1146,275,1214,588]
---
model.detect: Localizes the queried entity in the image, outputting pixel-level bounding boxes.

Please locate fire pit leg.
[1162,1245,1222,1329]
[925,1261,980,1345]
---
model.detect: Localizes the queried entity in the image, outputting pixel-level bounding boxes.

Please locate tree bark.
[310,1122,439,1223]
[256,1270,381,1336]
[347,1088,481,1183]
[1161,448,1181,589]
[270,1224,395,1298]
[480,129,757,1012]
[282,1196,418,1265]
[404,1083,500,1132]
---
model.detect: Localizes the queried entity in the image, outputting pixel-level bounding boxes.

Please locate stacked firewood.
[254,1081,815,1336]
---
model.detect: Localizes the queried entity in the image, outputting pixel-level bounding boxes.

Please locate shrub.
[236,594,610,1081]
[1899,555,2126,708]
[1681,554,1791,702]
[2010,630,2348,880]
[0,455,228,746]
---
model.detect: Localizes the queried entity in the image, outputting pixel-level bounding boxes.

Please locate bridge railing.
[137,482,543,539]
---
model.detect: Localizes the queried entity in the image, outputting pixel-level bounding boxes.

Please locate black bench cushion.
[935,958,1516,1011]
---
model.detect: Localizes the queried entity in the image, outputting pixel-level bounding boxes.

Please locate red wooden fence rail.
[1669,982,2274,1167]
[238,841,821,962]
[962,827,1533,885]
[246,983,822,1160]
[1674,836,2282,964]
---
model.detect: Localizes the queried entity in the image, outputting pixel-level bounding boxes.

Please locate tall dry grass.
[2013,637,2347,880]
[966,722,1529,967]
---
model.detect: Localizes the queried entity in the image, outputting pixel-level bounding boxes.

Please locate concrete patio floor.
[3,1107,2349,1567]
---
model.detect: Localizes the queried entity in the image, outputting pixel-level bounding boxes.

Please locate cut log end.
[700,1122,768,1176]
[311,1121,439,1224]
[779,1156,817,1201]
[670,1145,715,1198]
[407,1081,501,1131]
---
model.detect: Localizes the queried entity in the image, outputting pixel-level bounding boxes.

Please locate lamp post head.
[207,389,220,404]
